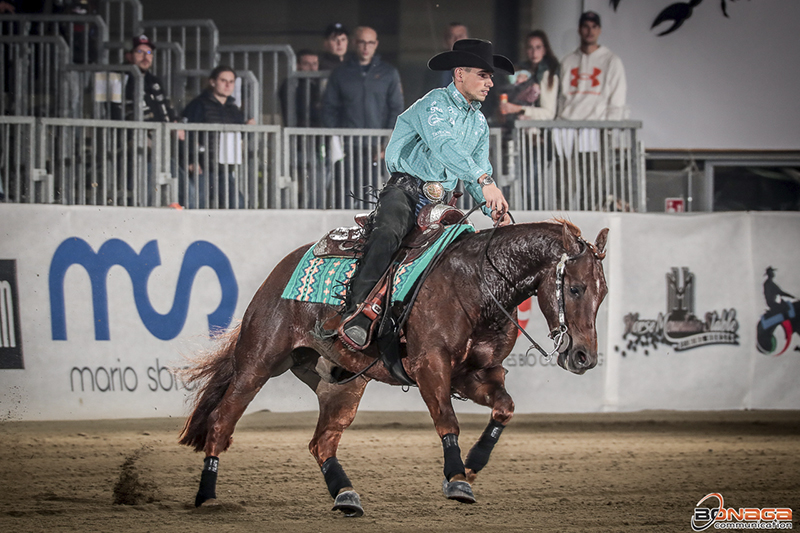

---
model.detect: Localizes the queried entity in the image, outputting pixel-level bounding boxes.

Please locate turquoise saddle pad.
[281,224,474,305]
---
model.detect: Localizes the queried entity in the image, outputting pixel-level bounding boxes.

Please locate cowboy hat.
[428,38,514,74]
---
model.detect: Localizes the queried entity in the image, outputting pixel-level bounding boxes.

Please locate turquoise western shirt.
[385,82,492,216]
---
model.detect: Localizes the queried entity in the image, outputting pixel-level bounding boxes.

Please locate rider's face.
[456,67,494,102]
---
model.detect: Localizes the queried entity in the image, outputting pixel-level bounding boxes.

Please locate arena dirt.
[0,410,797,532]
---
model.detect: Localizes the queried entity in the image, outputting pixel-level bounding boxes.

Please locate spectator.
[321,26,403,129]
[112,35,185,206]
[114,35,181,125]
[279,49,322,127]
[558,11,627,120]
[319,23,349,71]
[182,65,254,209]
[425,22,469,90]
[499,30,559,121]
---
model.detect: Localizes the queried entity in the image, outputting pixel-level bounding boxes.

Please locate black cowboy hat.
[428,38,514,74]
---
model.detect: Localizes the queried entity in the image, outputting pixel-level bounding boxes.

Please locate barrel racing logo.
[756,266,799,356]
[619,267,739,356]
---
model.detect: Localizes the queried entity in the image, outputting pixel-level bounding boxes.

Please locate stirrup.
[338,308,376,351]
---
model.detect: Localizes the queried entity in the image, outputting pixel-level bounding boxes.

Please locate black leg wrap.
[195,456,219,507]
[321,457,352,499]
[465,419,505,474]
[442,433,466,481]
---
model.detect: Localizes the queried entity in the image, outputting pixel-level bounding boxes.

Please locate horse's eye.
[569,286,582,297]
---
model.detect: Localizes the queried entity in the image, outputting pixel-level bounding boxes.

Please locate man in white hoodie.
[558,11,626,121]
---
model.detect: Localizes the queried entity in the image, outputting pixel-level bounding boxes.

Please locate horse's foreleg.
[415,355,476,503]
[308,366,369,517]
[453,365,515,484]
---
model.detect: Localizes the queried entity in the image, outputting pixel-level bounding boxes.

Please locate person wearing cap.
[116,35,180,124]
[338,38,513,350]
[558,11,627,121]
[319,23,349,71]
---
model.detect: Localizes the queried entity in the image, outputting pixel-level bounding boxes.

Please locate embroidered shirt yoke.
[385,82,492,214]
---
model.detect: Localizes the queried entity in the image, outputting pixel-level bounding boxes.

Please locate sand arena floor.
[0,410,798,533]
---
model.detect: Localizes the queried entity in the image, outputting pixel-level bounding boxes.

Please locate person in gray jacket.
[321,26,404,129]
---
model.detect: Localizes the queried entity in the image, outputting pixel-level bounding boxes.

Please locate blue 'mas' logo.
[49,238,238,341]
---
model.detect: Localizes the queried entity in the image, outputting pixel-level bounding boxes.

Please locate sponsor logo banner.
[618,267,739,356]
[0,259,23,369]
[692,492,793,531]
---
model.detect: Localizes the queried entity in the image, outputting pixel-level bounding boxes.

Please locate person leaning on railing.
[181,65,254,209]
[110,34,187,206]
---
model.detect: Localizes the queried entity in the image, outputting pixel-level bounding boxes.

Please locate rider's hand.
[481,181,509,222]
[493,211,512,226]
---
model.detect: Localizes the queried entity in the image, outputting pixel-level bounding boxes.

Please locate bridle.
[478,215,605,362]
[480,231,572,361]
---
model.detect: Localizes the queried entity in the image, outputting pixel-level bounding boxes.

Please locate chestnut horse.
[179,219,608,516]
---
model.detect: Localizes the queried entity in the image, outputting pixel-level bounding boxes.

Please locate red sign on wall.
[665,198,685,213]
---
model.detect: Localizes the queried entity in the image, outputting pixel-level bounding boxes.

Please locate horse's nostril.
[574,350,589,368]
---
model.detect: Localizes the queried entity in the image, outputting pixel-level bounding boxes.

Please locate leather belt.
[387,173,448,203]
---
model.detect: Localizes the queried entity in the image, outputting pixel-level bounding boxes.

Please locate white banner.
[0,204,798,420]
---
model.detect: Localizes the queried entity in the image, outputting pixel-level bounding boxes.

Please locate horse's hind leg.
[305,360,369,517]
[195,334,293,507]
[453,365,515,484]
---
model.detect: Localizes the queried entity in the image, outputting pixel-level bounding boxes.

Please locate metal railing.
[37,117,162,207]
[283,127,393,209]
[1,117,646,212]
[0,14,109,64]
[65,64,143,121]
[217,44,294,125]
[100,0,143,63]
[282,70,327,127]
[0,35,70,118]
[0,116,36,202]
[511,120,646,212]
[138,19,218,98]
[164,122,282,209]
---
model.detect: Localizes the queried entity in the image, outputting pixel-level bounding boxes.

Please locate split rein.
[478,209,570,362]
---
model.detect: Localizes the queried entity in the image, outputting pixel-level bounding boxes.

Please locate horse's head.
[536,223,609,375]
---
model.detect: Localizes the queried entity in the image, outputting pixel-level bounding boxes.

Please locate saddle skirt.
[281,204,474,306]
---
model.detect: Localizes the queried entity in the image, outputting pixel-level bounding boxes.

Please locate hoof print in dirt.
[191,500,245,513]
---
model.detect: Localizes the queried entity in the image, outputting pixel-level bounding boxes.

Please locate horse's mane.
[544,217,605,260]
[549,217,582,238]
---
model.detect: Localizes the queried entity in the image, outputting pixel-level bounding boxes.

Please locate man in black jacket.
[321,26,403,129]
[182,65,254,208]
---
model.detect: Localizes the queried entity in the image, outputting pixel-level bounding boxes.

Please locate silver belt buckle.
[422,181,445,202]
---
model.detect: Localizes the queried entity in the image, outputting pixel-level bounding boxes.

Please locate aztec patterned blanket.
[281,224,474,306]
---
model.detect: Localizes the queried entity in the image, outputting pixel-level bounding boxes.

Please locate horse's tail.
[178,323,241,452]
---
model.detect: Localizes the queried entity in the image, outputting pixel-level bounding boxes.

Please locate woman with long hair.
[499,29,560,120]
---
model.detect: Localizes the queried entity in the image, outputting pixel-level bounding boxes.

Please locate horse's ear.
[595,228,609,258]
[562,222,582,256]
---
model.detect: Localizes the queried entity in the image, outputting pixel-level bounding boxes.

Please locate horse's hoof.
[332,490,364,517]
[442,478,476,504]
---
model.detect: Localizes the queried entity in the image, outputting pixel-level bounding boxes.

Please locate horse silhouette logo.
[756,266,798,356]
[49,238,238,341]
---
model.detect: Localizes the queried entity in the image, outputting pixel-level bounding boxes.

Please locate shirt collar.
[447,82,482,112]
